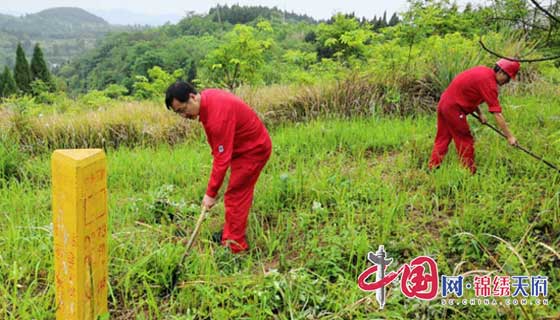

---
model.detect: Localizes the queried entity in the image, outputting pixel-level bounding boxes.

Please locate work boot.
[212,230,223,244]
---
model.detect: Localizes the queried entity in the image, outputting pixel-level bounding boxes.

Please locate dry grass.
[2,73,557,155]
[1,101,196,154]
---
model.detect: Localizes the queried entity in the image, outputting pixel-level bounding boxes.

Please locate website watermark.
[358,245,550,309]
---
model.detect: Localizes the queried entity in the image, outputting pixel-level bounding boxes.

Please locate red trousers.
[429,104,476,173]
[221,147,271,253]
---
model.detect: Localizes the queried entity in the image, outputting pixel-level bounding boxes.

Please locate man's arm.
[493,112,518,146]
[474,106,487,124]
[204,110,236,206]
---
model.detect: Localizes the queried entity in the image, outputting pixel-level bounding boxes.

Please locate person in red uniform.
[165,82,272,253]
[429,59,521,173]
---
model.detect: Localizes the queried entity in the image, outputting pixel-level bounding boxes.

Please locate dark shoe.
[212,230,223,244]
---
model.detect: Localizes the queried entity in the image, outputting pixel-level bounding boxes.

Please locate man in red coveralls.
[165,82,272,253]
[429,59,521,174]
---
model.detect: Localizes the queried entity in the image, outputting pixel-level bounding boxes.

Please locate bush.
[103,84,129,99]
[1,95,38,114]
[0,134,24,182]
[420,33,487,93]
[78,90,113,109]
[133,66,184,100]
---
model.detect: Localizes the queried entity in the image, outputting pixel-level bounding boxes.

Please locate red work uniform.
[429,66,502,173]
[199,89,272,253]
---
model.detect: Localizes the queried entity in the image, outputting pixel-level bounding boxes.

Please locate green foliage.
[203,24,273,89]
[283,50,317,69]
[103,84,128,99]
[14,43,31,94]
[34,1,560,101]
[58,5,318,93]
[0,66,17,97]
[30,43,52,90]
[366,38,420,82]
[59,32,216,93]
[421,33,488,93]
[400,0,484,38]
[78,89,112,108]
[1,95,37,114]
[370,11,397,30]
[186,61,197,83]
[133,66,184,100]
[0,134,24,182]
[76,84,132,107]
[315,14,374,61]
[208,4,317,25]
[175,13,226,36]
[488,0,529,31]
[30,80,54,104]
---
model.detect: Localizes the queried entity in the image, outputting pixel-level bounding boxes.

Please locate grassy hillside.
[0,93,558,318]
[0,2,558,318]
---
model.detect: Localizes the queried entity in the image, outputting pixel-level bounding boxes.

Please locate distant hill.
[0,7,138,69]
[36,7,108,25]
[0,7,110,38]
[58,4,320,93]
[209,4,317,24]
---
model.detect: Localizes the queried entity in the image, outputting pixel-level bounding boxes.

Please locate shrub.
[0,133,24,182]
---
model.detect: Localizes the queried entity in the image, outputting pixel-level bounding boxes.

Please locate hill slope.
[0,7,135,68]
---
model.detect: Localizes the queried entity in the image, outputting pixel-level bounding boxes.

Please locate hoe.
[472,113,560,173]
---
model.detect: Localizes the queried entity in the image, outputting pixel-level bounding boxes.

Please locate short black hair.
[493,65,510,79]
[165,81,198,110]
[494,64,506,74]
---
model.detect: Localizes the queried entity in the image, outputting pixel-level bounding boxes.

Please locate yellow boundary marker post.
[52,149,108,319]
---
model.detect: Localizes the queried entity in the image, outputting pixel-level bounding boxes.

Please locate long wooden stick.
[472,113,560,172]
[184,207,208,252]
[167,207,208,294]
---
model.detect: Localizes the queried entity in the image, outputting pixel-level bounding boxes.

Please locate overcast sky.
[1,0,488,21]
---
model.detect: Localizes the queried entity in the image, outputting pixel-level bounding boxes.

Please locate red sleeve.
[205,108,236,198]
[480,80,502,113]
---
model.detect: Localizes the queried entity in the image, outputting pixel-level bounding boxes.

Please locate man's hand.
[507,136,518,146]
[478,114,488,124]
[493,113,517,147]
[202,194,216,210]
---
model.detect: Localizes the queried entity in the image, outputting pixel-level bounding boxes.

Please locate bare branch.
[529,0,560,24]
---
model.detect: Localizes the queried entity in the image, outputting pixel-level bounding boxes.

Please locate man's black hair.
[165,81,198,110]
[494,65,510,80]
[494,65,502,73]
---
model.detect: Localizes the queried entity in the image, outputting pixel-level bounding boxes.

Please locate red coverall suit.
[429,66,503,173]
[199,89,272,253]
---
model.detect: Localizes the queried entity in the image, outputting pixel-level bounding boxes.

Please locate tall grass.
[0,133,25,181]
[1,101,196,155]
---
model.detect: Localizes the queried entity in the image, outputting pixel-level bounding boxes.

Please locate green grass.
[0,95,559,319]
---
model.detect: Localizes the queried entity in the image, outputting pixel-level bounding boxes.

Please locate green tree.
[400,0,483,38]
[315,14,374,61]
[203,24,273,89]
[1,66,18,97]
[187,60,197,82]
[133,66,184,99]
[388,13,400,26]
[14,43,32,94]
[30,43,53,89]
